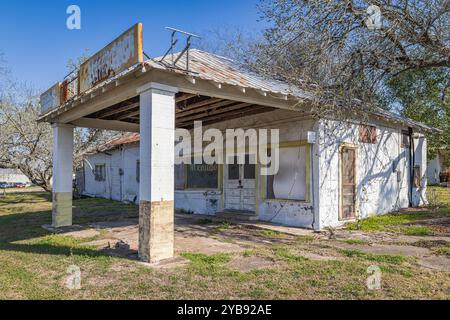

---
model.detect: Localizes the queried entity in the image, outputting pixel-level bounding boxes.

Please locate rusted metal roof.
[39,48,436,133]
[85,133,140,155]
[146,49,312,99]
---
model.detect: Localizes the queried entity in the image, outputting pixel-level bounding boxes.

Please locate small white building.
[82,107,429,230]
[427,148,449,185]
[0,168,30,184]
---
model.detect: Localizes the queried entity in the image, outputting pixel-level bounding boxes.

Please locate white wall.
[83,109,317,227]
[427,151,449,185]
[427,155,442,185]
[200,109,317,227]
[83,144,140,203]
[81,109,428,230]
[0,169,30,184]
[316,119,427,229]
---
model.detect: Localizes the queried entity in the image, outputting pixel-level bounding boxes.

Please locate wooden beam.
[176,97,223,112]
[192,107,274,128]
[117,109,140,121]
[176,93,197,103]
[70,118,139,132]
[177,106,272,128]
[176,99,237,118]
[177,102,253,124]
[97,101,140,119]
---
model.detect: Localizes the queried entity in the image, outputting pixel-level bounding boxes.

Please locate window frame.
[413,165,422,188]
[183,163,222,191]
[359,125,377,144]
[262,141,311,203]
[401,130,410,149]
[94,164,106,182]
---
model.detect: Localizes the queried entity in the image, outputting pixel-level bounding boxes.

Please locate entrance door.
[225,155,256,212]
[340,147,356,220]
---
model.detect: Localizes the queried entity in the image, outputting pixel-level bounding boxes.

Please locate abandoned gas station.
[38,23,433,263]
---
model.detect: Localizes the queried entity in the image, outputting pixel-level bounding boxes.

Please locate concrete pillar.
[137,82,178,263]
[52,124,74,227]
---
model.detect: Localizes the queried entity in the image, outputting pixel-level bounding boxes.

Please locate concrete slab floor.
[42,213,450,272]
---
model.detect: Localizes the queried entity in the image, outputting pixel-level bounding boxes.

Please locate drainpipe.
[408,128,415,207]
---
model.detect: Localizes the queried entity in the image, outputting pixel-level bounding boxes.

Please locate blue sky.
[0,0,264,91]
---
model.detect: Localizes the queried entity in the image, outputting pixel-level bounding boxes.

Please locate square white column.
[138,82,178,263]
[52,123,74,227]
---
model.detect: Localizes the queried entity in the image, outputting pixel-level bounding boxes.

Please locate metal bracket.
[160,27,201,72]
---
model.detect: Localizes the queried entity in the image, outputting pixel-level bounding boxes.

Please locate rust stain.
[78,23,143,94]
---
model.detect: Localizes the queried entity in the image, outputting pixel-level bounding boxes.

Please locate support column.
[52,124,74,228]
[137,82,178,263]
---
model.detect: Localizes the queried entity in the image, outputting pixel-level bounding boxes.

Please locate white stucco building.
[427,148,449,185]
[81,108,429,230]
[0,168,31,185]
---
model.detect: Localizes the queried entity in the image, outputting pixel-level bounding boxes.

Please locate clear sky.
[0,0,264,92]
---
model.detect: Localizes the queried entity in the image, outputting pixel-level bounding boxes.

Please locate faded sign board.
[40,83,61,114]
[78,23,143,94]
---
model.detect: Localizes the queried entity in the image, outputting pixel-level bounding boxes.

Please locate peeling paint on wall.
[40,83,61,114]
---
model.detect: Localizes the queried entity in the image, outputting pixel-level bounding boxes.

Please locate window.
[228,163,240,180]
[185,163,219,189]
[413,165,421,188]
[266,146,307,201]
[175,164,185,190]
[94,164,106,182]
[359,125,377,144]
[401,131,410,148]
[136,160,140,183]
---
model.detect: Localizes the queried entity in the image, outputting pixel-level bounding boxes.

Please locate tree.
[0,57,116,192]
[386,67,449,159]
[237,0,449,117]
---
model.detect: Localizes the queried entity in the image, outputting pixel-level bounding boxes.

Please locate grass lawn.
[0,190,449,300]
[346,186,450,235]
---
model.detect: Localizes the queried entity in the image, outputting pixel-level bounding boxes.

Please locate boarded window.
[401,131,410,148]
[136,160,140,183]
[266,146,307,201]
[359,125,377,144]
[186,163,219,189]
[413,165,422,188]
[94,164,106,182]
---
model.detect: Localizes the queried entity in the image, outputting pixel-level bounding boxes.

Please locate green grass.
[258,229,286,238]
[347,186,450,234]
[339,249,408,265]
[273,246,307,262]
[215,222,233,232]
[402,226,434,236]
[196,218,213,225]
[343,239,370,245]
[433,247,450,256]
[411,239,449,248]
[0,191,449,300]
[428,186,450,206]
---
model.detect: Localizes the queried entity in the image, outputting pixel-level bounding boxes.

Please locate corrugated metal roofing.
[146,49,313,99]
[85,133,140,155]
[146,50,436,132]
[39,48,436,133]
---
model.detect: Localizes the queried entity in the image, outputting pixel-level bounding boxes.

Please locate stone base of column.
[138,200,174,263]
[52,192,73,228]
